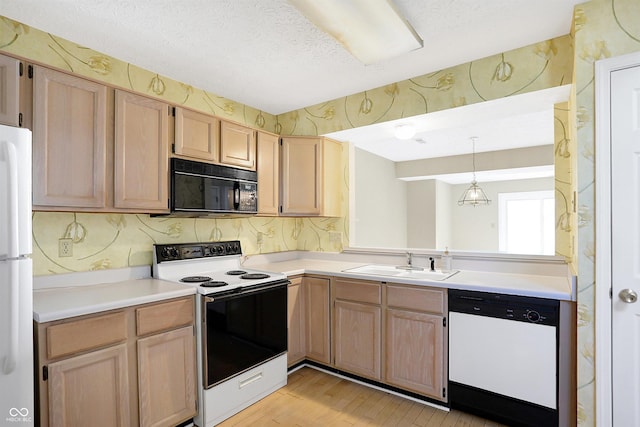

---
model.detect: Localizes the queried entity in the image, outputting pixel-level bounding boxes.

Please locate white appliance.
[448,289,559,427]
[0,124,34,424]
[153,241,289,427]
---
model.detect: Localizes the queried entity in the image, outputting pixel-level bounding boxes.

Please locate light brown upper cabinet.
[220,120,256,170]
[32,66,109,209]
[0,54,31,128]
[32,67,170,213]
[256,131,280,215]
[113,90,170,212]
[280,136,342,216]
[174,107,219,162]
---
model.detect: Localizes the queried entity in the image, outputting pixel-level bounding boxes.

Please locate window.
[498,191,555,255]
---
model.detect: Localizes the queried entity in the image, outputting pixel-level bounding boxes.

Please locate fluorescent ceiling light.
[288,0,423,64]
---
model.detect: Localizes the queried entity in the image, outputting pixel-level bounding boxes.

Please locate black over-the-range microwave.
[170,158,257,216]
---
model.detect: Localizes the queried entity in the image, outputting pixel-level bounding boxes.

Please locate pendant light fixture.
[458,137,491,206]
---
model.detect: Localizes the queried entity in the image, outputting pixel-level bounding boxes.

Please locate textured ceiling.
[0,1,579,171]
[0,0,580,115]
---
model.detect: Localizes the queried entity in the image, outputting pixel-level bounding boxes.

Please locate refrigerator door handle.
[2,140,19,375]
[3,261,18,374]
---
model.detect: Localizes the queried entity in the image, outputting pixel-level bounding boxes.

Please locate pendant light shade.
[458,137,491,206]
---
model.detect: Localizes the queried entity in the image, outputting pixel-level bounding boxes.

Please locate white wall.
[407,180,436,248]
[450,177,554,252]
[352,147,407,248]
[435,180,452,250]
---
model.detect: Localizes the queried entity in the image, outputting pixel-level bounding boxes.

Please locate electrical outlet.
[58,238,73,257]
[257,232,263,245]
[329,231,342,243]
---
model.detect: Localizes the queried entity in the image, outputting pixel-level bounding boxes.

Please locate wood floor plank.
[218,367,506,427]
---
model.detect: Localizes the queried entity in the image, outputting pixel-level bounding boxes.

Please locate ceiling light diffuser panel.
[288,0,423,64]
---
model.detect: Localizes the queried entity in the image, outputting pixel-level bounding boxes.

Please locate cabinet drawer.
[46,312,127,359]
[136,297,194,336]
[334,279,381,304]
[386,284,445,314]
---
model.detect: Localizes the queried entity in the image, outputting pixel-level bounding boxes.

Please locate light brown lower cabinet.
[385,309,445,400]
[286,275,446,402]
[304,276,331,364]
[137,326,196,427]
[334,300,381,380]
[35,296,196,427]
[287,276,306,366]
[332,278,382,380]
[385,283,447,401]
[48,343,130,427]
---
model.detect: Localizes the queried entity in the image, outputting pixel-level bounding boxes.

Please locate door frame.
[594,50,640,427]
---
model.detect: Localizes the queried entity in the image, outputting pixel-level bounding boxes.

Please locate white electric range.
[153,241,289,427]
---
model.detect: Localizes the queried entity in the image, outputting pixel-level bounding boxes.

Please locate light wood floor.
[218,367,506,427]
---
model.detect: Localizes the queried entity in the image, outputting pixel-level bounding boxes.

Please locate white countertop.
[249,259,574,301]
[33,278,196,323]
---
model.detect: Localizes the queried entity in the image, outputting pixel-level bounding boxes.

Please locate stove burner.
[200,281,229,288]
[180,276,212,283]
[226,270,247,276]
[241,273,270,280]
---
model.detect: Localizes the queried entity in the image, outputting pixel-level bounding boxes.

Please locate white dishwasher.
[448,289,559,427]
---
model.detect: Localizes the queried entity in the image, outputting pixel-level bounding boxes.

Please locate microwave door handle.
[233,182,240,210]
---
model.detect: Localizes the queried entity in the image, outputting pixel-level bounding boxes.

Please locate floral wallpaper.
[572,0,640,425]
[276,36,573,136]
[554,101,576,263]
[0,17,278,132]
[31,213,346,275]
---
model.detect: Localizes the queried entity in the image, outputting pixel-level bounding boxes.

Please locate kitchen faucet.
[406,252,413,268]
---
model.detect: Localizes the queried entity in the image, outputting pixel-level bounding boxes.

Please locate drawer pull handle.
[239,372,263,389]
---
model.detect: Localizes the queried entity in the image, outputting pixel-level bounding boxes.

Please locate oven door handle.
[203,280,290,303]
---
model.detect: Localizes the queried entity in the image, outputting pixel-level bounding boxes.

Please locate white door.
[611,63,640,426]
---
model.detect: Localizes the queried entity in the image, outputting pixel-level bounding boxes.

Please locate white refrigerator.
[0,124,33,424]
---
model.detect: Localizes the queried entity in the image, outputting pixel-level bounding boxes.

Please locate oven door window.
[204,284,287,387]
[173,173,235,212]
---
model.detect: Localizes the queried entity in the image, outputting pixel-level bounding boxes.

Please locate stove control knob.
[215,245,225,255]
[526,310,541,323]
[161,246,178,260]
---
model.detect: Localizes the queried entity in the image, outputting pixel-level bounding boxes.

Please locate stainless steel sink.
[342,264,458,281]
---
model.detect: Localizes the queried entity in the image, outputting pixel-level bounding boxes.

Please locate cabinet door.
[334,300,381,380]
[304,276,330,364]
[220,120,256,169]
[257,131,280,215]
[33,66,108,208]
[280,137,322,215]
[0,54,21,126]
[174,107,219,162]
[385,309,445,400]
[114,90,169,212]
[48,344,130,427]
[137,325,196,427]
[287,278,306,366]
